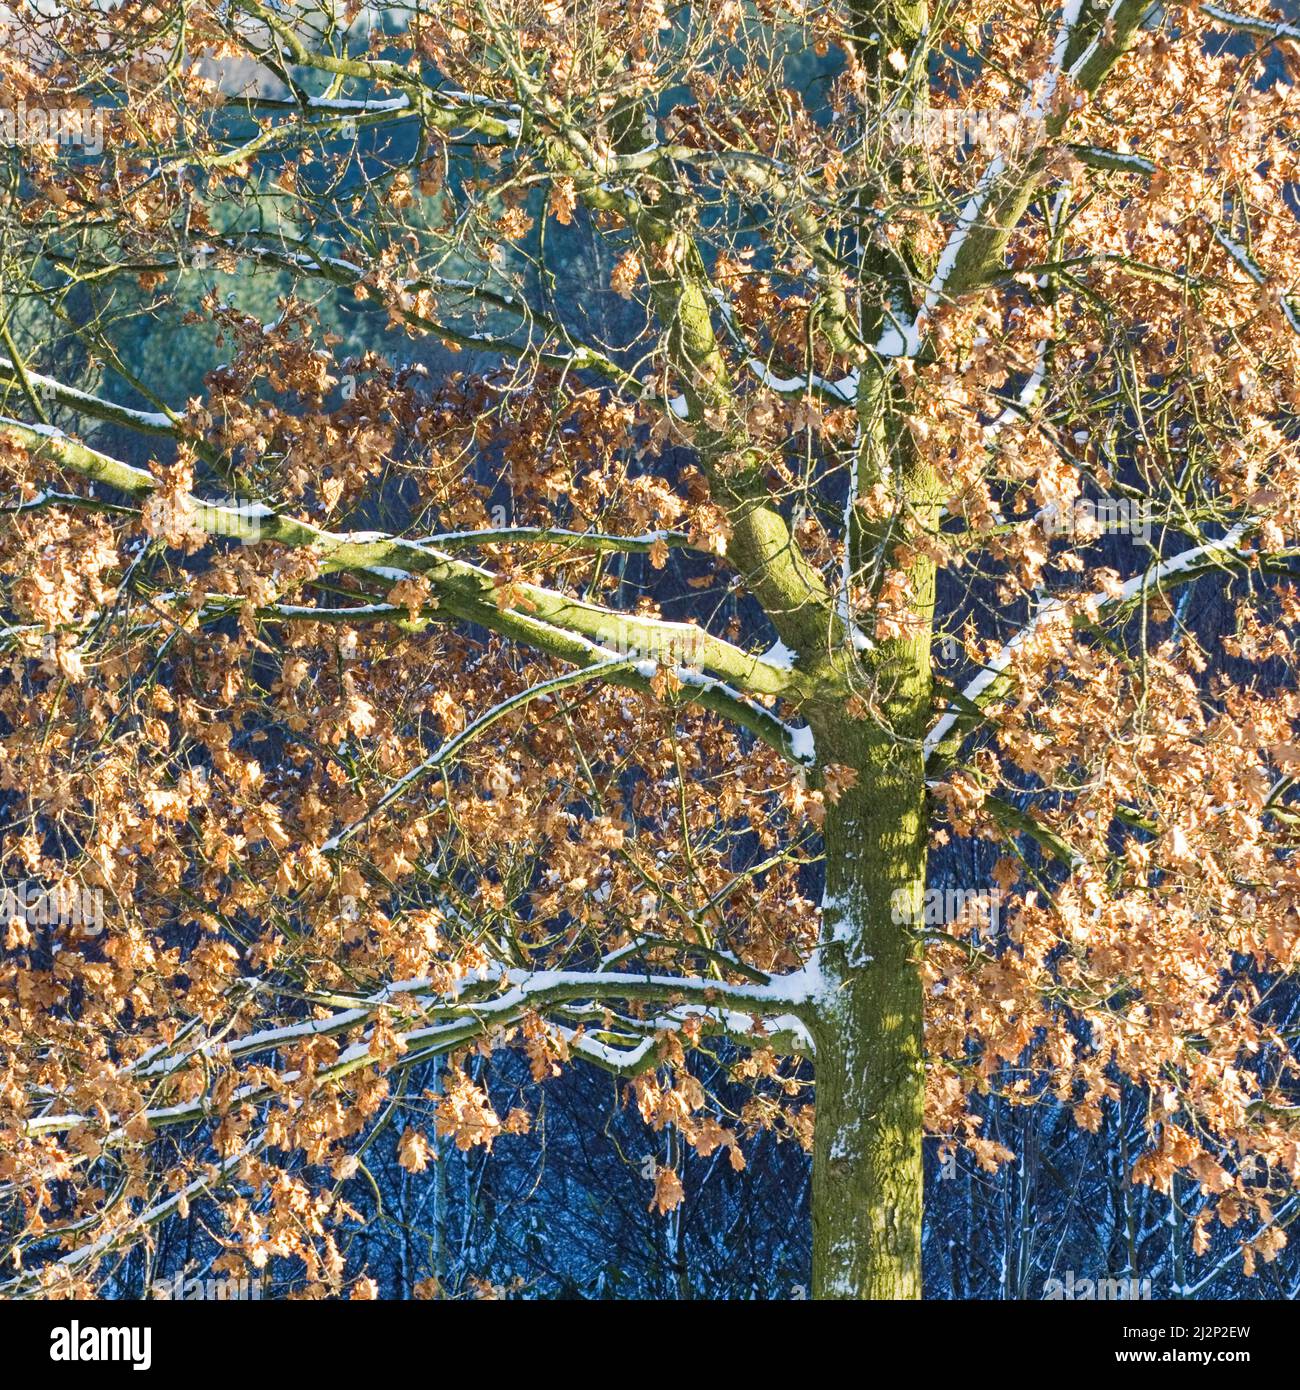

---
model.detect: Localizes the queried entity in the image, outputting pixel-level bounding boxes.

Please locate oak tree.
[3,0,1300,1299]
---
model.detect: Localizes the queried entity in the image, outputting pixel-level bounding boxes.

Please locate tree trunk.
[808,373,937,1295]
[810,743,929,1298]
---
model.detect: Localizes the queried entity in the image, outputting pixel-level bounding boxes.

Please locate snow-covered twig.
[925,522,1254,759]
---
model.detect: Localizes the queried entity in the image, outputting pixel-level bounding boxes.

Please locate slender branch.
[23,963,819,1140]
[925,523,1275,767]
[322,657,640,851]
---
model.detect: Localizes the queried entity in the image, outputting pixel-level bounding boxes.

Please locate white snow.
[925,522,1256,759]
[762,639,798,670]
[789,724,816,765]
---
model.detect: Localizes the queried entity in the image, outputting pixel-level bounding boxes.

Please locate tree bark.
[808,357,937,1298]
[810,740,929,1298]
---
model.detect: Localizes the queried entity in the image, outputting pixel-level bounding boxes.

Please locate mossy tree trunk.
[808,563,936,1298]
[801,0,938,1298]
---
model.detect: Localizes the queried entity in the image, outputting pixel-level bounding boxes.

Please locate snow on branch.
[21,963,822,1143]
[1213,227,1300,335]
[925,522,1255,761]
[0,1135,270,1298]
[1199,2,1300,44]
[871,0,1088,358]
[0,419,801,710]
[0,358,176,436]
